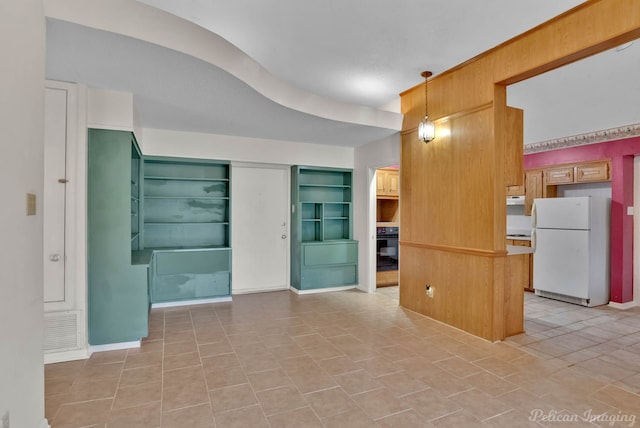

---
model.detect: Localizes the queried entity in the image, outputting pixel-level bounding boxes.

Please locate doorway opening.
[374,165,399,296]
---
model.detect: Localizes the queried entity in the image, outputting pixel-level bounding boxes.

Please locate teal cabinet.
[88,129,148,345]
[150,249,231,303]
[291,166,358,291]
[141,157,232,303]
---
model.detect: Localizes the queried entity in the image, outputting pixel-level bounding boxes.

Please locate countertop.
[507,235,532,242]
[506,245,534,255]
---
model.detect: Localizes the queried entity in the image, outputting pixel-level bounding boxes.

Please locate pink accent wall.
[524,137,640,304]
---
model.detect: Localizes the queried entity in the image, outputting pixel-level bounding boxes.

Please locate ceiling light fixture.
[418,70,435,143]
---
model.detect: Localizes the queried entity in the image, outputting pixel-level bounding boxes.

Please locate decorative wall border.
[524,123,640,154]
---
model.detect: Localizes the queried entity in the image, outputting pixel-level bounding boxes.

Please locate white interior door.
[43,87,68,303]
[231,164,289,293]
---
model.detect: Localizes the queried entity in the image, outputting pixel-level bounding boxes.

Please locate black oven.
[376,227,399,271]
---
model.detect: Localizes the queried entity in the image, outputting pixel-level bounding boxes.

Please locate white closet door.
[231,164,289,293]
[43,87,67,303]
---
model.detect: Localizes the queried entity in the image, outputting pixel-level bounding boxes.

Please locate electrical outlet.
[425,284,434,298]
[0,410,9,428]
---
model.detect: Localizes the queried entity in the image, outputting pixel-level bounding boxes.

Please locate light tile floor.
[45,288,640,427]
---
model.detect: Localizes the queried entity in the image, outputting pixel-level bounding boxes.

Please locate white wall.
[353,133,401,292]
[140,128,354,168]
[0,1,46,427]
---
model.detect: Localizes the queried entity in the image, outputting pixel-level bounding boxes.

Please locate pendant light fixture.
[418,70,435,143]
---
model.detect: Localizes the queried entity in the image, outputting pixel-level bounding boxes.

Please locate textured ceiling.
[45,0,639,146]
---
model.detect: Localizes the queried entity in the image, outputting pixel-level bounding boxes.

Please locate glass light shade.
[418,116,435,143]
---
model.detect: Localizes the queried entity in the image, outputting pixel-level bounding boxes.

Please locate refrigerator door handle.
[531,229,536,251]
[531,202,537,228]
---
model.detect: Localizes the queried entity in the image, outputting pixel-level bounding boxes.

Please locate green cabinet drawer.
[303,241,357,266]
[155,249,230,275]
[153,271,230,302]
[301,265,357,289]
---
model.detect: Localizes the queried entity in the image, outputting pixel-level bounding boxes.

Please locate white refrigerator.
[531,196,610,307]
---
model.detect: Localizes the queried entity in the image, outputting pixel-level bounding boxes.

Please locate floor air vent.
[44,312,79,352]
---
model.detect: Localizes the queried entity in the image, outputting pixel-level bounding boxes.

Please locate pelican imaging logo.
[529,409,636,426]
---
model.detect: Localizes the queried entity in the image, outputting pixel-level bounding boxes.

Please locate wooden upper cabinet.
[376,168,399,198]
[507,183,525,197]
[576,161,609,183]
[545,160,610,185]
[524,169,543,216]
[545,166,574,185]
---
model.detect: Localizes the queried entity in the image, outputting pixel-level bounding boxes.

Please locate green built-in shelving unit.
[141,157,231,303]
[87,129,148,345]
[291,166,358,291]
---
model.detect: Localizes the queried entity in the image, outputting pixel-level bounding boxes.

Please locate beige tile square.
[164,339,198,356]
[431,410,484,427]
[464,371,518,397]
[75,361,124,382]
[304,386,357,418]
[52,397,112,428]
[113,381,162,410]
[45,377,74,396]
[377,370,430,396]
[436,357,484,379]
[201,352,241,372]
[86,349,128,365]
[163,379,209,412]
[334,369,383,395]
[208,383,258,413]
[204,366,248,390]
[403,388,462,420]
[321,408,376,428]
[213,404,270,428]
[163,351,202,371]
[246,367,292,392]
[119,365,162,388]
[256,384,308,416]
[268,406,324,428]
[107,401,161,428]
[163,365,205,389]
[64,378,119,404]
[164,329,196,344]
[161,403,214,428]
[124,351,163,370]
[315,355,358,377]
[449,388,513,421]
[351,387,408,420]
[376,409,431,427]
[357,356,401,378]
[198,341,233,357]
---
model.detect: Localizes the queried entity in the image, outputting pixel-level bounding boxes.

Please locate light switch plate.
[26,193,36,216]
[628,206,634,216]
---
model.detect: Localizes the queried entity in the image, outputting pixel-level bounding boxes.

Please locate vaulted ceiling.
[45,0,639,147]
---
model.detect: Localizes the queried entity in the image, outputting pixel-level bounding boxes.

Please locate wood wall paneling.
[399,0,640,341]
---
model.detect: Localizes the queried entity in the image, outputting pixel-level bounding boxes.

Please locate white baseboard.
[41,418,51,428]
[151,296,232,308]
[608,301,637,310]
[233,286,288,295]
[89,340,140,354]
[289,285,356,295]
[44,348,90,365]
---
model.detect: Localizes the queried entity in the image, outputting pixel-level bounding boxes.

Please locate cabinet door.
[386,170,399,197]
[506,184,524,197]
[376,169,399,197]
[524,170,542,216]
[576,161,609,183]
[545,166,574,184]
